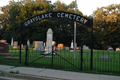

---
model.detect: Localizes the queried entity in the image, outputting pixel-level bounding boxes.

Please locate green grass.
[0,46,120,76]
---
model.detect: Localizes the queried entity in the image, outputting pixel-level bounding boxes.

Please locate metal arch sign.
[20,11,93,68]
[23,11,91,27]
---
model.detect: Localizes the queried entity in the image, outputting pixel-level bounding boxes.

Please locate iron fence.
[0,46,120,73]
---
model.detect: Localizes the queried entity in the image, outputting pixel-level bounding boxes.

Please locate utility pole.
[74,0,77,59]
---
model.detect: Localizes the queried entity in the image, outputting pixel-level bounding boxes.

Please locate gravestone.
[70,40,77,49]
[0,42,9,53]
[13,41,18,49]
[116,48,120,51]
[65,47,69,51]
[44,42,46,47]
[45,41,56,51]
[27,39,30,47]
[71,40,73,49]
[101,55,109,60]
[21,44,24,49]
[33,41,43,51]
[45,28,53,54]
[83,45,89,49]
[76,47,80,50]
[52,41,56,51]
[108,46,113,51]
[57,44,63,50]
[70,50,74,52]
[0,40,6,43]
[11,38,13,46]
[33,41,35,46]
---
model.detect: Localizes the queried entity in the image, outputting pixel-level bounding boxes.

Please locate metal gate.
[25,46,82,71]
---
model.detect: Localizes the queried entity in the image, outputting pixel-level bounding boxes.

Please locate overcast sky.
[0,0,120,15]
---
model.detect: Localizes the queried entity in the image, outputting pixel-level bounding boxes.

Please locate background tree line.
[93,4,120,50]
[0,0,120,50]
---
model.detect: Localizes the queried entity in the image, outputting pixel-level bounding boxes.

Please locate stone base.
[4,56,19,60]
[33,48,41,51]
[43,52,51,54]
[42,52,56,55]
[0,53,10,56]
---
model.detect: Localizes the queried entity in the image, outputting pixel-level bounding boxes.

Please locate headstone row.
[0,40,9,55]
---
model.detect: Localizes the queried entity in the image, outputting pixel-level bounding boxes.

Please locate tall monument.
[45,28,53,54]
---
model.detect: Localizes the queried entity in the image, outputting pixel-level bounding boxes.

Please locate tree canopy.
[0,0,88,47]
[93,4,120,49]
[0,0,120,50]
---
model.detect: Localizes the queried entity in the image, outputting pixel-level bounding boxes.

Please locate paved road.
[0,65,120,80]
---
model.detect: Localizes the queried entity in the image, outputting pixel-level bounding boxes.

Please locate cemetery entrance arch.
[20,11,93,70]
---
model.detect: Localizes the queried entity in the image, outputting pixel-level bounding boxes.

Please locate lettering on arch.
[23,11,91,27]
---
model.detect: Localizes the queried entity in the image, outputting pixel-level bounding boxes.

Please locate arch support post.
[90,20,93,70]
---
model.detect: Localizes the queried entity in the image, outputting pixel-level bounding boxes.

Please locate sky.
[0,0,120,16]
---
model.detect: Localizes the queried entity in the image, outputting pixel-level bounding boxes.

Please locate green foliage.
[0,0,89,48]
[2,0,120,50]
[62,47,65,50]
[93,4,120,49]
[69,47,73,50]
[7,1,53,44]
[9,70,19,74]
[6,0,86,47]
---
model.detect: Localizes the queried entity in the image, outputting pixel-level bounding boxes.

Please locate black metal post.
[24,44,28,65]
[90,20,93,70]
[51,46,53,68]
[19,22,22,63]
[80,44,83,70]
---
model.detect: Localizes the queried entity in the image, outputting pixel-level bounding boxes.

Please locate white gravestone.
[65,47,69,51]
[11,38,13,46]
[44,42,46,47]
[71,40,73,48]
[45,28,53,54]
[70,40,77,48]
[108,47,113,51]
[108,46,113,51]
[33,41,43,51]
[83,45,89,49]
[27,39,30,47]
[101,55,109,59]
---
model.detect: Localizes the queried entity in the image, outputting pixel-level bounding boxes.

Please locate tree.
[1,0,89,47]
[8,0,53,44]
[93,4,120,49]
[51,1,87,46]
